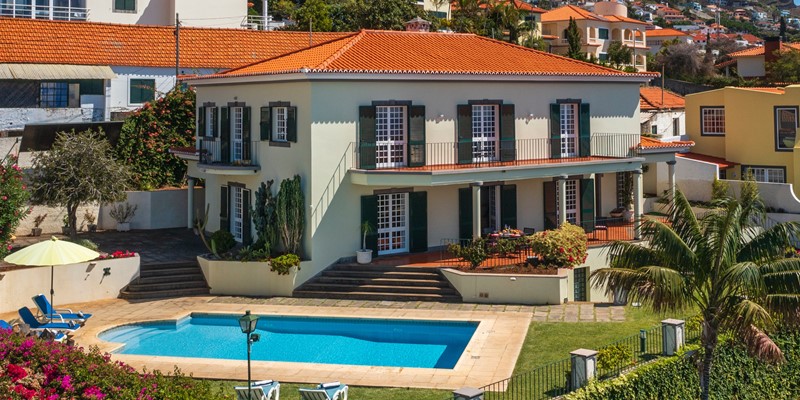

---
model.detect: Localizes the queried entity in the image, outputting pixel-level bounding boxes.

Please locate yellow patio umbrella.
[4,237,100,321]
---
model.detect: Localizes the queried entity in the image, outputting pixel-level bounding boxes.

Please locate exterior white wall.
[726,179,800,213]
[107,67,217,115]
[737,56,765,78]
[642,110,685,139]
[99,188,205,230]
[676,157,717,201]
[86,0,246,28]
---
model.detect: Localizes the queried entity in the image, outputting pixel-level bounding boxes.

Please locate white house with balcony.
[181,29,685,299]
[542,3,649,71]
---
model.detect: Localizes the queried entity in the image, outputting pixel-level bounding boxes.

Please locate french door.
[375,106,406,168]
[377,193,409,255]
[231,186,244,242]
[560,103,578,157]
[556,179,579,225]
[472,104,499,162]
[231,106,244,161]
[574,267,588,301]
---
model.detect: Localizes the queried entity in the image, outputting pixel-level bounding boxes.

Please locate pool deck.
[3,296,533,390]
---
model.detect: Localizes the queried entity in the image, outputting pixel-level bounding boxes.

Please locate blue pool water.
[99,314,478,369]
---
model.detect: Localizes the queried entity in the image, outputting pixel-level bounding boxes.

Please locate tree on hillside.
[349,0,419,30]
[780,16,787,41]
[486,1,529,43]
[0,152,29,258]
[293,0,333,31]
[450,0,485,34]
[607,40,633,68]
[591,188,800,400]
[566,17,584,60]
[653,41,712,81]
[766,49,800,83]
[30,130,132,238]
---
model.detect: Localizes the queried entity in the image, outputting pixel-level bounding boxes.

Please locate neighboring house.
[542,3,649,70]
[685,86,800,195]
[656,6,685,23]
[417,0,451,19]
[446,0,545,38]
[0,18,345,133]
[640,87,685,139]
[642,28,691,54]
[181,28,681,293]
[0,0,248,28]
[727,38,800,78]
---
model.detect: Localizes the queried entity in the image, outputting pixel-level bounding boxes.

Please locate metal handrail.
[0,2,88,21]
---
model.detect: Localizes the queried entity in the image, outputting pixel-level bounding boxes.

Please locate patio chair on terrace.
[18,307,80,334]
[299,382,348,400]
[234,380,280,400]
[32,294,92,324]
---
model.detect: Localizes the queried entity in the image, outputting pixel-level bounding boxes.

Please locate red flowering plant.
[0,154,31,258]
[527,222,588,269]
[97,250,136,260]
[0,329,225,399]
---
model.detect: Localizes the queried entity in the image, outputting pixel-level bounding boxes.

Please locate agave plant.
[591,188,800,400]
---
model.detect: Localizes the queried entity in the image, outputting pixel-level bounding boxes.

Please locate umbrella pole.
[50,265,54,323]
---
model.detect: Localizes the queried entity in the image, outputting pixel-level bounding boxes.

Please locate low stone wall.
[442,268,569,305]
[197,256,309,297]
[0,255,139,314]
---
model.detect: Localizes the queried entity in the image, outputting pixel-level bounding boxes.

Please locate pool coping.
[73,298,531,390]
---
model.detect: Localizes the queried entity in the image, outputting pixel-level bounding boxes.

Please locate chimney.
[404,17,431,32]
[765,36,781,63]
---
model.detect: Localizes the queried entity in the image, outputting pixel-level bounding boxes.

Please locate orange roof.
[209,30,657,79]
[639,136,694,150]
[542,5,647,25]
[0,18,347,69]
[639,87,685,110]
[676,152,738,169]
[729,43,800,58]
[644,28,689,37]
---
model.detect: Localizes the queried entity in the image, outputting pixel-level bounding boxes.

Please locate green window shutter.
[287,106,298,142]
[409,191,428,253]
[458,187,473,240]
[543,181,557,230]
[260,106,271,141]
[197,107,205,137]
[211,107,219,137]
[243,188,252,245]
[579,103,591,157]
[550,103,561,159]
[360,195,379,253]
[500,184,517,229]
[359,106,377,170]
[457,104,473,164]
[242,107,252,160]
[580,178,595,233]
[500,104,516,162]
[220,186,230,232]
[221,107,231,163]
[408,105,426,167]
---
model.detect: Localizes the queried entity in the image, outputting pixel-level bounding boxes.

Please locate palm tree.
[591,189,800,400]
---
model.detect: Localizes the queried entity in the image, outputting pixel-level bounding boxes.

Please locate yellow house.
[685,85,800,195]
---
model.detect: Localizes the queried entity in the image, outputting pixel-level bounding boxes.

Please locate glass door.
[375,106,406,168]
[231,107,243,162]
[560,103,578,157]
[377,193,409,255]
[472,104,499,162]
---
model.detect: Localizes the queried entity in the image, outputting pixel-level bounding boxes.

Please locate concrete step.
[298,283,459,295]
[139,267,202,278]
[119,287,211,300]
[312,276,450,287]
[321,270,440,280]
[136,274,206,285]
[292,290,462,302]
[125,280,209,293]
[330,264,440,273]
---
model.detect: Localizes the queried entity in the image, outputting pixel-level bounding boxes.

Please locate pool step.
[119,261,209,300]
[294,263,462,303]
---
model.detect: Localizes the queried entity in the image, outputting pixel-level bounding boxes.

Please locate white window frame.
[375,105,407,168]
[673,117,680,136]
[701,107,725,135]
[272,106,288,142]
[377,192,409,255]
[748,167,785,184]
[775,107,798,151]
[560,103,578,157]
[472,104,499,162]
[231,107,243,161]
[231,186,244,242]
[556,179,580,225]
[128,77,155,106]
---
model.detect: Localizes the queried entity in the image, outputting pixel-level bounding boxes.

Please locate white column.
[633,169,643,239]
[472,182,482,240]
[570,348,598,390]
[661,319,686,356]
[558,175,567,227]
[187,177,196,229]
[667,160,676,201]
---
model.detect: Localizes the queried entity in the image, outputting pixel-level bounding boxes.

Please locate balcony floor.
[367,155,621,173]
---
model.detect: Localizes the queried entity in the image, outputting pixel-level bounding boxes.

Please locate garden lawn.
[208,381,450,400]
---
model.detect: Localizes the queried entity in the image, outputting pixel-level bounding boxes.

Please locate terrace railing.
[198,138,260,168]
[439,238,535,269]
[0,2,88,20]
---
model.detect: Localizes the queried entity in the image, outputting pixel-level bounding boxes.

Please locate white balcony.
[0,2,88,21]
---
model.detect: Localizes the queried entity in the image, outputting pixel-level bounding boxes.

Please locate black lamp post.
[238,310,260,400]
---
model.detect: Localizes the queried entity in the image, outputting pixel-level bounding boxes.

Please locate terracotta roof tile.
[542,5,647,24]
[212,30,657,79]
[644,28,689,37]
[639,136,694,149]
[729,42,800,57]
[0,18,347,69]
[639,87,685,110]
[676,152,738,168]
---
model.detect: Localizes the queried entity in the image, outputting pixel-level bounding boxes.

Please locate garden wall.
[197,256,310,297]
[0,256,139,314]
[675,156,717,202]
[725,179,800,214]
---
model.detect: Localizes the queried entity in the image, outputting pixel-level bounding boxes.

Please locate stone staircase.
[293,263,462,302]
[119,261,210,300]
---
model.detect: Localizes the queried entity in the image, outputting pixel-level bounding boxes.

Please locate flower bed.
[0,329,224,399]
[96,250,136,260]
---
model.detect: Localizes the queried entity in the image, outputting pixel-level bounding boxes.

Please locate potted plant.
[61,214,70,235]
[356,221,374,264]
[83,209,97,232]
[31,214,47,237]
[109,203,137,232]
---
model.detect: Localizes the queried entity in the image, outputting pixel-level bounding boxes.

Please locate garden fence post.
[570,348,598,390]
[661,319,685,356]
[453,387,484,400]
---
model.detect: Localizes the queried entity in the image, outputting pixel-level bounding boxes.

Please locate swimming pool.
[99,313,478,369]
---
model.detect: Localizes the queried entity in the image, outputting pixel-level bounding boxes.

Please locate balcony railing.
[198,138,259,168]
[0,2,88,21]
[352,133,640,171]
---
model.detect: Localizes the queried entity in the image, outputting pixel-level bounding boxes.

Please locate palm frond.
[720,261,764,296]
[590,267,646,296]
[636,266,691,311]
[666,190,704,249]
[605,240,665,269]
[702,200,743,278]
[762,270,800,295]
[739,325,784,364]
[739,221,800,263]
[636,219,698,272]
[720,298,774,333]
[765,294,800,325]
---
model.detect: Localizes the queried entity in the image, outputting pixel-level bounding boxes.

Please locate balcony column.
[558,175,567,227]
[667,160,677,201]
[472,182,482,240]
[187,177,196,230]
[633,169,643,240]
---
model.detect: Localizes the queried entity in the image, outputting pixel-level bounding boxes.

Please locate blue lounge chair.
[0,320,12,331]
[32,294,92,323]
[234,380,280,400]
[18,307,80,333]
[299,382,348,400]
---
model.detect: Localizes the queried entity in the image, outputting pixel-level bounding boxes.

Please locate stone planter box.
[197,256,301,297]
[441,267,570,305]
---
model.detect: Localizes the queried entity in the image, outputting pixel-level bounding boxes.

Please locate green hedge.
[566,331,800,400]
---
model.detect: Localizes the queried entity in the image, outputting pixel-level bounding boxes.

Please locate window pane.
[776,108,797,150]
[39,82,68,108]
[129,79,155,104]
[702,108,725,135]
[273,107,288,141]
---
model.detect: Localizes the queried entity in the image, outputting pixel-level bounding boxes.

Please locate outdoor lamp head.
[239,310,259,334]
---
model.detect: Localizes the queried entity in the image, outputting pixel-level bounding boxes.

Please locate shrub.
[528,222,587,268]
[597,343,634,375]
[711,178,729,201]
[448,239,488,269]
[108,203,137,224]
[270,253,300,275]
[210,230,236,254]
[0,154,29,258]
[237,244,270,262]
